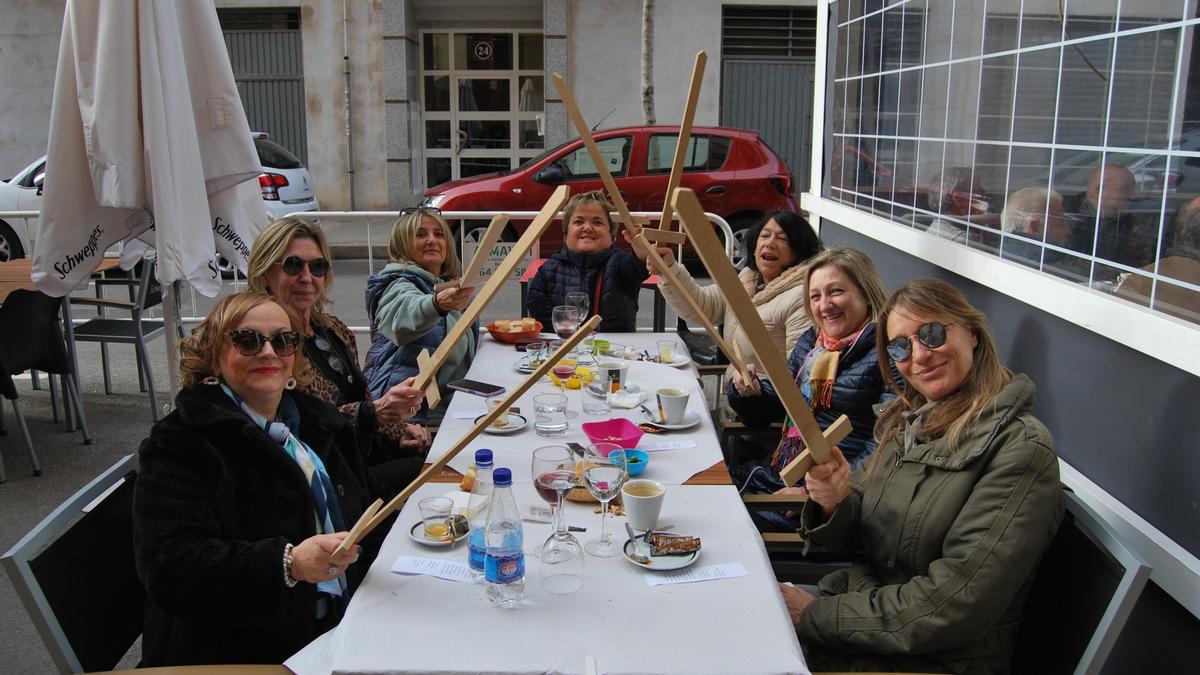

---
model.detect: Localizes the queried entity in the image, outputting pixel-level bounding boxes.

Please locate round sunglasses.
[227,329,302,357]
[277,255,330,277]
[886,322,952,362]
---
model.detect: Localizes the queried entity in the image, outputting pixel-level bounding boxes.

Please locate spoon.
[624,522,652,564]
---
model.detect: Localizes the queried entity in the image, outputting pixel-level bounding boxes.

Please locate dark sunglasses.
[886,322,952,362]
[399,206,442,217]
[277,255,330,277]
[228,329,302,357]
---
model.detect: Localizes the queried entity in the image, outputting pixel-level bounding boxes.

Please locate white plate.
[622,538,700,571]
[659,353,692,368]
[473,412,528,434]
[408,521,468,547]
[639,409,701,431]
[585,381,640,397]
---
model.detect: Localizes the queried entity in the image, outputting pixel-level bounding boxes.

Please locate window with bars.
[722,6,817,61]
[825,0,1200,326]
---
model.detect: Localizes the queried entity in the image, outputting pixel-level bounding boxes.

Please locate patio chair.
[70,257,166,421]
[0,289,93,480]
[1,454,142,673]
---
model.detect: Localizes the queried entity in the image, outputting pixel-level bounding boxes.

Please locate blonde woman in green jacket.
[786,279,1063,674]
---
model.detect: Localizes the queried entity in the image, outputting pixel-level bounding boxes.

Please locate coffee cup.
[621,479,665,532]
[596,360,629,394]
[655,388,690,425]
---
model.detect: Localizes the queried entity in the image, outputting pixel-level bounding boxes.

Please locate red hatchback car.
[419,125,799,257]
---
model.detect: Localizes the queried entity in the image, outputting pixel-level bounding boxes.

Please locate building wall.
[0,0,64,176]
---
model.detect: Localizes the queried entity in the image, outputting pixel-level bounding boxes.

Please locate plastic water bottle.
[484,467,525,608]
[466,449,494,580]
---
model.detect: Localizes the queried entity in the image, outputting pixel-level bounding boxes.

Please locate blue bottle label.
[484,551,525,584]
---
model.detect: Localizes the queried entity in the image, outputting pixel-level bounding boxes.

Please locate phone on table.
[448,378,506,397]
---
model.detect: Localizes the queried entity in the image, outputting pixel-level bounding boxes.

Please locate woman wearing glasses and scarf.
[726,248,899,530]
[363,208,477,425]
[248,218,428,493]
[781,279,1063,674]
[134,292,379,665]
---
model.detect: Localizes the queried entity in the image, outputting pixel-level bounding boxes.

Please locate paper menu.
[390,556,476,583]
[644,562,748,587]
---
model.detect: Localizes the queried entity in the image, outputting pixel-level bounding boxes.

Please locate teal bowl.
[611,448,650,477]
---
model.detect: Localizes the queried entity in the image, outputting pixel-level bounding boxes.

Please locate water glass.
[583,444,628,558]
[656,339,677,364]
[533,393,569,436]
[417,496,453,541]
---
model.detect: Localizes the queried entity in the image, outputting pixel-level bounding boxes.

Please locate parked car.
[0,132,318,262]
[418,125,799,262]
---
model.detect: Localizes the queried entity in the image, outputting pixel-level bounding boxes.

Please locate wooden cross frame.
[433,214,510,292]
[658,51,707,233]
[672,187,850,485]
[409,185,570,401]
[332,315,603,559]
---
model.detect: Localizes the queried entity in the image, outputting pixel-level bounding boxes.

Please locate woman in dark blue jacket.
[727,248,899,529]
[527,191,650,332]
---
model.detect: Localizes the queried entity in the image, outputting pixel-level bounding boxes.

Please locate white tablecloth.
[285,481,810,675]
[428,333,723,485]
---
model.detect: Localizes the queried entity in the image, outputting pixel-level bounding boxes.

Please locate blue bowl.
[612,449,650,477]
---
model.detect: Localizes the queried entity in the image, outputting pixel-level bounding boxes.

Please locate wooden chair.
[2,455,142,673]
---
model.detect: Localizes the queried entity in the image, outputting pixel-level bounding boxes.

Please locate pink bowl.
[580,418,645,450]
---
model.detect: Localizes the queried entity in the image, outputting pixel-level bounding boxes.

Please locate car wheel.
[727,213,760,270]
[0,221,26,262]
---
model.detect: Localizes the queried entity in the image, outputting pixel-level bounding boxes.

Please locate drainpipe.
[343,0,357,209]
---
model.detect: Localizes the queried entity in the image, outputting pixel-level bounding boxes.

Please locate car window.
[17,160,46,189]
[254,138,303,170]
[645,134,730,174]
[558,136,631,179]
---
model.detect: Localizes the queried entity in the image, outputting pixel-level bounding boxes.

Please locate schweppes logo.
[53,224,104,280]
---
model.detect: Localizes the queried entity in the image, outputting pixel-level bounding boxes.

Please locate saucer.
[622,538,700,570]
[408,521,468,547]
[658,353,692,368]
[639,409,701,431]
[513,356,543,374]
[474,412,528,434]
[586,381,640,397]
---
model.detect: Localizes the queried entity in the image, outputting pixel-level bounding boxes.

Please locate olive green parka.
[796,374,1064,674]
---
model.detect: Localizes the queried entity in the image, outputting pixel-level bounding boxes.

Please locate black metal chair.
[0,289,92,481]
[70,257,165,421]
[1,454,142,673]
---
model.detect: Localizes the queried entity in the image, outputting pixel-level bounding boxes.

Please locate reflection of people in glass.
[1117,198,1200,322]
[1063,164,1152,269]
[926,167,992,243]
[1000,187,1084,279]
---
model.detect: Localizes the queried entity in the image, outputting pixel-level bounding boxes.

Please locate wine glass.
[531,446,585,594]
[548,338,579,419]
[565,291,590,330]
[552,305,581,340]
[583,443,628,558]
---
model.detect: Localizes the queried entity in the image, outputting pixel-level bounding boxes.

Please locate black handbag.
[675,317,730,366]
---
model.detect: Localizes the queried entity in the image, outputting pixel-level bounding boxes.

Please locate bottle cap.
[475,449,493,467]
[493,467,512,487]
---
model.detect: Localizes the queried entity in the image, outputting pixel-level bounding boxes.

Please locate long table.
[426,333,729,485]
[284,332,810,674]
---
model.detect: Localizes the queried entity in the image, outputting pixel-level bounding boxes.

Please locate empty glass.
[533,393,568,436]
[583,444,628,558]
[565,291,590,330]
[531,446,585,594]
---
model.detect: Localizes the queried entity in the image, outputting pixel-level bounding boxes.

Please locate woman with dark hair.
[134,292,378,665]
[784,279,1063,674]
[650,210,822,378]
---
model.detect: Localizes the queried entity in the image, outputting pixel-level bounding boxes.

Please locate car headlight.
[419,194,447,208]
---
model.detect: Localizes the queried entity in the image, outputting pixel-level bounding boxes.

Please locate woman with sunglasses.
[134,292,380,666]
[248,218,429,493]
[782,279,1063,674]
[726,248,899,527]
[363,208,476,425]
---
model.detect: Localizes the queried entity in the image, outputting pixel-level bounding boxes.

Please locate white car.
[0,132,319,262]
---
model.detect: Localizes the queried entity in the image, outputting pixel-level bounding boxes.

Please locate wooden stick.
[672,187,840,467]
[412,186,569,394]
[416,349,441,409]
[641,228,686,246]
[551,74,644,252]
[330,498,383,561]
[332,315,603,558]
[635,231,749,376]
[659,51,707,232]
[731,341,751,385]
[778,414,852,486]
[433,214,510,291]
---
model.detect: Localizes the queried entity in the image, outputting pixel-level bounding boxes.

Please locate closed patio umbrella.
[32,0,269,392]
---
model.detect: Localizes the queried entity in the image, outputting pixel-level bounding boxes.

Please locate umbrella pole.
[162,281,182,406]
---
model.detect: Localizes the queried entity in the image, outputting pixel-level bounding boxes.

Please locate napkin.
[608,389,647,409]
